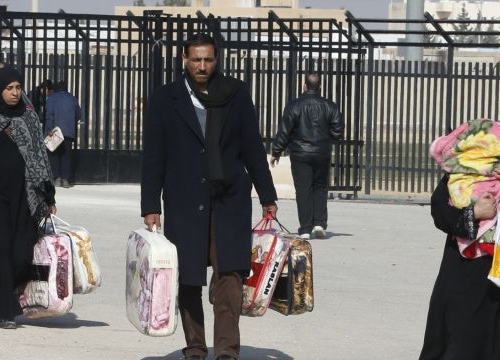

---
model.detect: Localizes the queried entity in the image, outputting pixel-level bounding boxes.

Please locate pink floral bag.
[19,231,73,318]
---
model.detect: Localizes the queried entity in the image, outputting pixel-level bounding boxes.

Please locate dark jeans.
[290,152,331,235]
[49,137,73,181]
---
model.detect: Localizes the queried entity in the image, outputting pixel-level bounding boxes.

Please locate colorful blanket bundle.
[430,118,500,259]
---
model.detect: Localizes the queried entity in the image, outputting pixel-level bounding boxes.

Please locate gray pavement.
[1,185,444,360]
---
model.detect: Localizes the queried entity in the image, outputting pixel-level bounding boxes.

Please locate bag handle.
[39,216,56,235]
[252,212,275,231]
[51,214,70,226]
[50,214,71,234]
[273,217,291,234]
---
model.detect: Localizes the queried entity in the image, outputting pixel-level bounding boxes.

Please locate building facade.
[115,0,344,23]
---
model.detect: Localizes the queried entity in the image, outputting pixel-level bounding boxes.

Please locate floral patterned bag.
[430,118,500,259]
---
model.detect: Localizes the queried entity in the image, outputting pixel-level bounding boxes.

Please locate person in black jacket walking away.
[270,72,344,239]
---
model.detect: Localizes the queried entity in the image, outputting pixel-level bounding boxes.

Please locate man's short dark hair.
[183,33,218,57]
[305,72,321,91]
[55,80,67,91]
[40,79,53,90]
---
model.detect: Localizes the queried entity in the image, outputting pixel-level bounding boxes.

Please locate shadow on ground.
[307,231,353,240]
[143,345,293,359]
[17,312,108,328]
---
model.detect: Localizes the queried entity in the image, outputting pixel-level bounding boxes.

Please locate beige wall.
[211,0,253,7]
[115,5,345,22]
[114,4,346,61]
[259,0,297,7]
[178,0,299,9]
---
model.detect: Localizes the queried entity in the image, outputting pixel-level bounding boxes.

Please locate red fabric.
[462,242,494,258]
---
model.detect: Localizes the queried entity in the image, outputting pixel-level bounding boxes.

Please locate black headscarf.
[185,71,243,199]
[0,66,26,118]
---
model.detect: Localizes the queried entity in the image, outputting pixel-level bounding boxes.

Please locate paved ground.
[0,185,444,360]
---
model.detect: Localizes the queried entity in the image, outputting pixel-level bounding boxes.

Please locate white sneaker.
[299,233,310,240]
[312,226,326,239]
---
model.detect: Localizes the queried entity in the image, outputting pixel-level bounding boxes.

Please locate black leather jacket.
[272,90,344,157]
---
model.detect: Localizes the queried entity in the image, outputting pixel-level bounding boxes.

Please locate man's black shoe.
[216,356,237,360]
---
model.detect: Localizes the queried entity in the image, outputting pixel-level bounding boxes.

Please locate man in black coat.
[141,33,278,360]
[270,72,343,240]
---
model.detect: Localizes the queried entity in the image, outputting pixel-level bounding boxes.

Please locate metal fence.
[0,9,364,189]
[348,11,500,195]
[2,8,500,195]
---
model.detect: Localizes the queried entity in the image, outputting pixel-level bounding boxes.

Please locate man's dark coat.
[141,78,277,286]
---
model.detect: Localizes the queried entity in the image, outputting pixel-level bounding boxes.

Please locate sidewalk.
[1,184,441,360]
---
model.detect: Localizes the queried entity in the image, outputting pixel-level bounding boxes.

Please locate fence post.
[144,10,164,92]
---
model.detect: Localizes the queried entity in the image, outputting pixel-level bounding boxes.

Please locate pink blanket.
[430,118,500,258]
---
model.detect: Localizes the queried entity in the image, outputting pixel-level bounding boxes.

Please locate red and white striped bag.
[242,214,290,317]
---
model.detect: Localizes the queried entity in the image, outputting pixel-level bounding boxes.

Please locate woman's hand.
[46,204,57,217]
[474,192,497,220]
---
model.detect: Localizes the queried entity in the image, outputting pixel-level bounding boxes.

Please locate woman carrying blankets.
[0,66,57,329]
[419,118,500,359]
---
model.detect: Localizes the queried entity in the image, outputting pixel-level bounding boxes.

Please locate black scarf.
[185,71,242,199]
[0,66,26,118]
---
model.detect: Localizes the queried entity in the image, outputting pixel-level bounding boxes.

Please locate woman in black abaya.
[0,66,57,329]
[419,175,500,359]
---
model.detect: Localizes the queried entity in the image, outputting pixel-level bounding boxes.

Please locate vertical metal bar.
[495,63,500,120]
[481,63,486,118]
[104,54,112,150]
[265,13,273,151]
[378,60,386,190]
[422,61,432,192]
[364,45,374,195]
[404,61,413,193]
[384,60,393,191]
[445,45,454,133]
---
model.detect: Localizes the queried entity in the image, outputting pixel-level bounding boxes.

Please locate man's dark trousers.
[290,152,331,235]
[49,137,72,181]
[178,214,242,359]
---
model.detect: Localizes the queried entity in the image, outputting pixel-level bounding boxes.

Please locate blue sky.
[6,0,392,18]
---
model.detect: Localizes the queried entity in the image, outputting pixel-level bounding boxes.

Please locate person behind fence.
[45,80,82,188]
[141,33,278,360]
[270,72,344,240]
[0,66,57,329]
[28,79,53,125]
